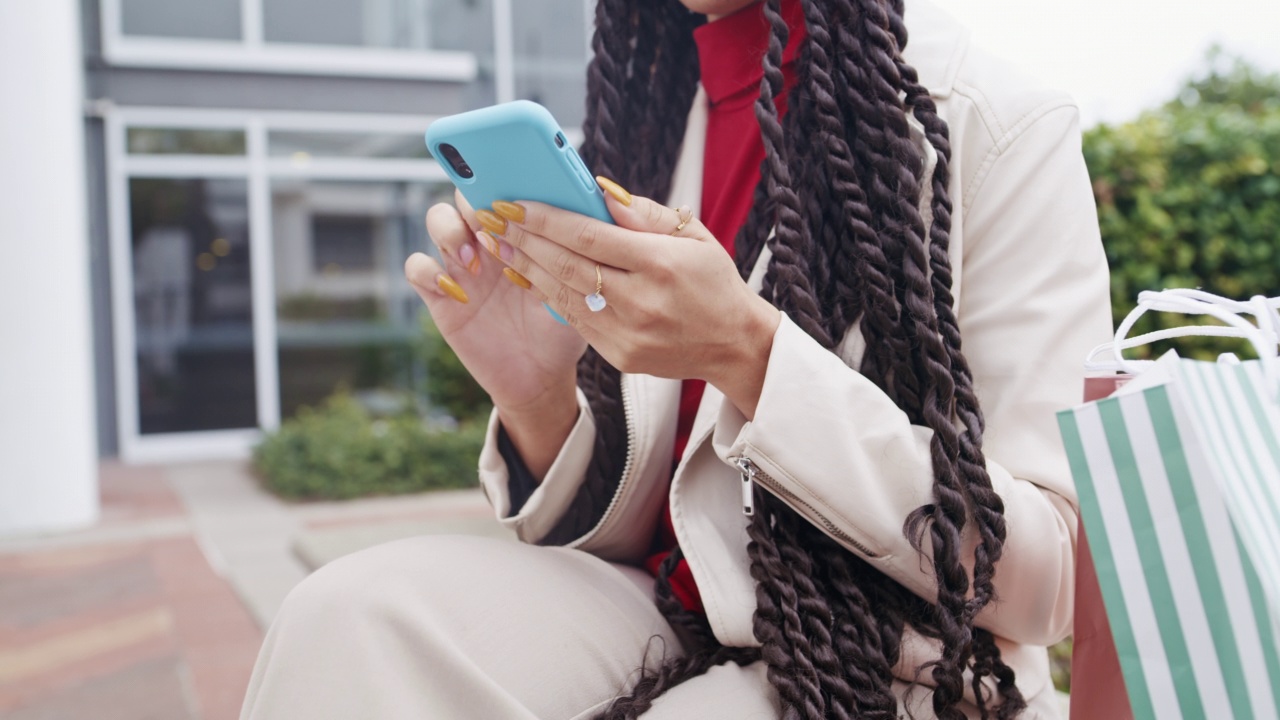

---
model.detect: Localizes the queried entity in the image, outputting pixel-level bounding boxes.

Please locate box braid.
[540,0,703,545]
[562,0,1028,717]
[882,1,1019,712]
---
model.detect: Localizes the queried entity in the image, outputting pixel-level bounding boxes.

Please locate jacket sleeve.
[710,104,1112,646]
[476,388,597,544]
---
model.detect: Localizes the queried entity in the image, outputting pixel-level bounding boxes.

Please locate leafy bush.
[1084,54,1280,359]
[418,315,492,424]
[254,393,484,500]
[1049,638,1073,694]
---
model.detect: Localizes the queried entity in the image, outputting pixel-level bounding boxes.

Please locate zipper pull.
[735,456,756,516]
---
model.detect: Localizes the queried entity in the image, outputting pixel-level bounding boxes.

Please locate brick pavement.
[0,463,262,720]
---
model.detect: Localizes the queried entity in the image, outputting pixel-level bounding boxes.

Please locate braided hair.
[567,0,1027,716]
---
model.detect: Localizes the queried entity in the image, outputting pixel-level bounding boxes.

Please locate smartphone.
[426,101,612,223]
[425,101,612,323]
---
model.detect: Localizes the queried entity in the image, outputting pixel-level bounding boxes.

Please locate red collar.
[693,0,808,107]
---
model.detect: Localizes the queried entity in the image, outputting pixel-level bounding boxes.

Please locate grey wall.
[91,68,477,115]
[84,118,117,457]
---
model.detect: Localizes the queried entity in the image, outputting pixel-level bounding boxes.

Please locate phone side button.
[566,149,596,192]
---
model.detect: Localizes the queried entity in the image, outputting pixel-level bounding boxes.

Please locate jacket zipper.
[735,455,880,559]
[568,375,637,548]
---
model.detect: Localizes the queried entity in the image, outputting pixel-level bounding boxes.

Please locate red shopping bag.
[1069,375,1133,720]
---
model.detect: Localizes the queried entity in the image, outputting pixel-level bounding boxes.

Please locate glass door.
[129,176,258,434]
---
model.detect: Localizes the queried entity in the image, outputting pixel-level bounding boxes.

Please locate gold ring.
[673,205,693,234]
[585,263,607,312]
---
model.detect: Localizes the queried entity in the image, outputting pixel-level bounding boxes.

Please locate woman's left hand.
[480,177,780,418]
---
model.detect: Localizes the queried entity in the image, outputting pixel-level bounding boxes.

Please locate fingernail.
[481,231,514,263]
[503,268,532,289]
[477,231,500,260]
[596,176,632,206]
[458,242,480,275]
[492,201,526,224]
[476,209,507,236]
[436,274,469,303]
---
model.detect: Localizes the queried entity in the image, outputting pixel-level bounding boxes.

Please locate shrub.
[418,315,492,424]
[253,393,484,500]
[1084,54,1280,359]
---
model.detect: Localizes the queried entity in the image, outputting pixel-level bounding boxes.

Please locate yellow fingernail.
[492,201,526,224]
[595,176,632,206]
[436,274,469,303]
[475,209,508,236]
[477,231,501,260]
[502,267,532,290]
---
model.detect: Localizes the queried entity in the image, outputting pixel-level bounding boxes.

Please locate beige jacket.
[477,0,1112,709]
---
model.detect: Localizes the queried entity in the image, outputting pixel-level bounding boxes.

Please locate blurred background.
[0,0,1277,718]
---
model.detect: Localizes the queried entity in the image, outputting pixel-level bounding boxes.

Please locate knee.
[274,534,510,627]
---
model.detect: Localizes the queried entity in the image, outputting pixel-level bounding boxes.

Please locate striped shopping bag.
[1059,349,1280,719]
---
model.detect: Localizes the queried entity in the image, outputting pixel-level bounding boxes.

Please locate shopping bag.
[1071,529,1134,720]
[1067,376,1136,720]
[1059,289,1280,720]
[1084,289,1280,609]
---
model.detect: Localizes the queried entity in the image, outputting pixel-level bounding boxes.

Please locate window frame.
[101,0,479,81]
[106,106,452,463]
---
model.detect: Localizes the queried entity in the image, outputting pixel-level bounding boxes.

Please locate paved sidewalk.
[0,460,504,720]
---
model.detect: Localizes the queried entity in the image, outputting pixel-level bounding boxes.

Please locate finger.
[404,252,469,305]
[501,221,615,297]
[454,189,481,232]
[597,176,714,243]
[517,258,605,346]
[426,203,483,276]
[493,199,649,270]
[505,242,617,322]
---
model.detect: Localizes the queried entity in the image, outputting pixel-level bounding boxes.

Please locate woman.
[241,0,1110,717]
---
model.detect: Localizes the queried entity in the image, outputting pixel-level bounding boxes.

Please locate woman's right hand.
[405,191,587,476]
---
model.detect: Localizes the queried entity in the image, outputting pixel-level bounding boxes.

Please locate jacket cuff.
[478,387,597,543]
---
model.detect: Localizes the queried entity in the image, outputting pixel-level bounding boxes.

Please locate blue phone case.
[425,101,612,323]
[425,101,611,223]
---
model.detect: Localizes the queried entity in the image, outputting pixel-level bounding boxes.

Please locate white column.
[0,0,99,535]
[492,0,515,103]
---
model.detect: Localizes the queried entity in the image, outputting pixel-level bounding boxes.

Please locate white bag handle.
[1085,289,1280,390]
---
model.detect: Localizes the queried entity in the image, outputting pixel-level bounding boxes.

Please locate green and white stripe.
[1059,361,1280,720]
[1171,360,1280,612]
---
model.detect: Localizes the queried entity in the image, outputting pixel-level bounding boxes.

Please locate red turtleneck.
[642,0,806,614]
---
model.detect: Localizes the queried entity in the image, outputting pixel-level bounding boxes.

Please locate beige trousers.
[239,535,1059,719]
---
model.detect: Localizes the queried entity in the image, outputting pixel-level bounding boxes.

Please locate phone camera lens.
[438,143,474,179]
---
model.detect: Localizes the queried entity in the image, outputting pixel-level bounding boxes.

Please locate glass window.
[121,0,242,41]
[511,0,588,126]
[268,131,429,160]
[130,178,257,434]
[262,0,492,51]
[271,179,454,418]
[312,216,377,271]
[128,128,248,156]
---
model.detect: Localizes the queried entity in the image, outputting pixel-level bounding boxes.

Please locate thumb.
[595,176,713,242]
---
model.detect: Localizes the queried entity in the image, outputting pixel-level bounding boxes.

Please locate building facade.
[84,0,592,463]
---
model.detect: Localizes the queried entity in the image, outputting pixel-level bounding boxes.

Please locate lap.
[242,535,778,720]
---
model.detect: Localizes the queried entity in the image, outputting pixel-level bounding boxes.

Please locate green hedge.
[418,315,491,425]
[254,393,485,500]
[1084,54,1280,359]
